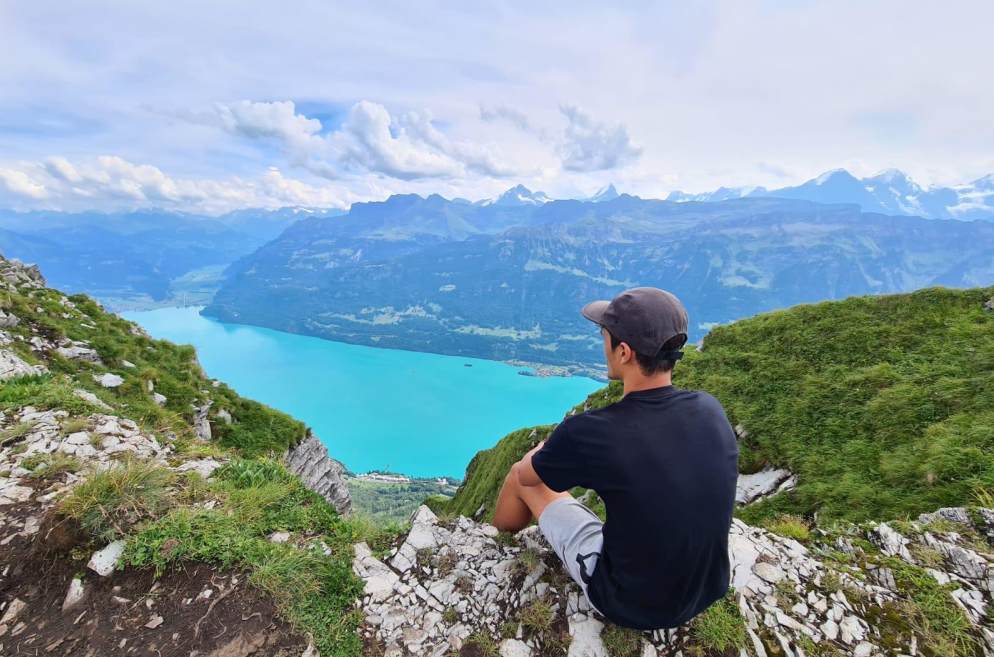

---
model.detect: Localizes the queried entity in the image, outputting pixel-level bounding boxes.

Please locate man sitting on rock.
[493,287,739,630]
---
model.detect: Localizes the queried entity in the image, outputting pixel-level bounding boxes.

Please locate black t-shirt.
[531,385,738,630]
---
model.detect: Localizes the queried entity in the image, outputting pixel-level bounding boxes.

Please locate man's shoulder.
[682,387,723,407]
[561,387,728,425]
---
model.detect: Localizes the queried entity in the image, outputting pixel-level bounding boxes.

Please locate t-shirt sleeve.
[530,418,588,492]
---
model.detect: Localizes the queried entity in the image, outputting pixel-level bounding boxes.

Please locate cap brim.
[581,300,610,325]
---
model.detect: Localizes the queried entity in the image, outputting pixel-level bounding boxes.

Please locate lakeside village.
[351,471,461,486]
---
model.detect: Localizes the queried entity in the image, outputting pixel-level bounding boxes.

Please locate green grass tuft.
[517,599,553,635]
[0,420,36,446]
[58,458,175,543]
[882,557,981,657]
[463,632,499,657]
[763,514,811,541]
[600,624,643,657]
[22,451,81,479]
[688,589,748,653]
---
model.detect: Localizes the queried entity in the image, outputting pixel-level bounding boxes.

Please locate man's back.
[532,384,739,629]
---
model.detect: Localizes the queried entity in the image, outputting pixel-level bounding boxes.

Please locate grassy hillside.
[445,286,994,526]
[0,285,306,456]
[0,257,379,656]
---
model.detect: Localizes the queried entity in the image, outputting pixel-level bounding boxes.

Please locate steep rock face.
[286,431,352,515]
[355,505,994,657]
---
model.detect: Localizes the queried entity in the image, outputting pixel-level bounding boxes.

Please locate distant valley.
[0,207,341,309]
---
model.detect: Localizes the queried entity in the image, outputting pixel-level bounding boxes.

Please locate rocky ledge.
[286,431,352,515]
[354,505,994,657]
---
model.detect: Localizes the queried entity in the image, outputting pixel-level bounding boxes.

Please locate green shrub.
[215,457,292,488]
[463,632,499,657]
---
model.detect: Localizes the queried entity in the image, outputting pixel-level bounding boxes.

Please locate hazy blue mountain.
[0,207,326,308]
[667,186,766,203]
[668,169,994,221]
[206,194,994,372]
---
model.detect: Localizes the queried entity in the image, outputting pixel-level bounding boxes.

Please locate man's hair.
[608,330,687,375]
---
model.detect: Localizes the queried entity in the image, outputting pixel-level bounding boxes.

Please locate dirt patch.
[0,505,309,657]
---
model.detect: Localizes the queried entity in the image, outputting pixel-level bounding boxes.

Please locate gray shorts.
[538,497,604,615]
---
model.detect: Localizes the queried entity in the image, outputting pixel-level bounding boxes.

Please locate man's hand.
[515,440,546,487]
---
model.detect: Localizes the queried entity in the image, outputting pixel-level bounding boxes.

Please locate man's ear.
[618,341,634,364]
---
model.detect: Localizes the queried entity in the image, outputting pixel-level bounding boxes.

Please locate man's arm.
[515,440,546,487]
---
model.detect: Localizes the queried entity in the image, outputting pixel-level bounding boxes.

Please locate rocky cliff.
[287,431,353,515]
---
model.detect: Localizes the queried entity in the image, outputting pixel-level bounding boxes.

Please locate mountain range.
[205,192,994,372]
[667,168,994,221]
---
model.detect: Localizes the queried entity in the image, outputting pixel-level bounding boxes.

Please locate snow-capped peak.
[589,184,620,202]
[484,185,552,207]
[813,169,854,186]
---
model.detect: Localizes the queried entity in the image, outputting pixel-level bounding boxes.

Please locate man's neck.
[622,372,673,396]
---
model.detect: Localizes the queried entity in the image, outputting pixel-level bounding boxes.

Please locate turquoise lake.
[120,307,602,478]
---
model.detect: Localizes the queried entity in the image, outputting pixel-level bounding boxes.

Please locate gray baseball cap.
[581,287,689,357]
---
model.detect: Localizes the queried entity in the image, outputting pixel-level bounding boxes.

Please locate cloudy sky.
[1,1,992,214]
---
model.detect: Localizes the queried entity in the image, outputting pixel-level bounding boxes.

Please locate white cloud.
[559,105,641,172]
[206,99,530,181]
[216,100,323,149]
[331,101,463,179]
[480,104,537,134]
[2,2,994,207]
[0,169,48,199]
[0,156,350,214]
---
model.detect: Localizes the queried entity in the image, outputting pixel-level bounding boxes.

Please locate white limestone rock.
[87,540,126,576]
[73,389,112,411]
[735,467,796,504]
[93,372,124,388]
[62,577,87,611]
[174,458,223,479]
[55,341,102,364]
[0,349,47,380]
